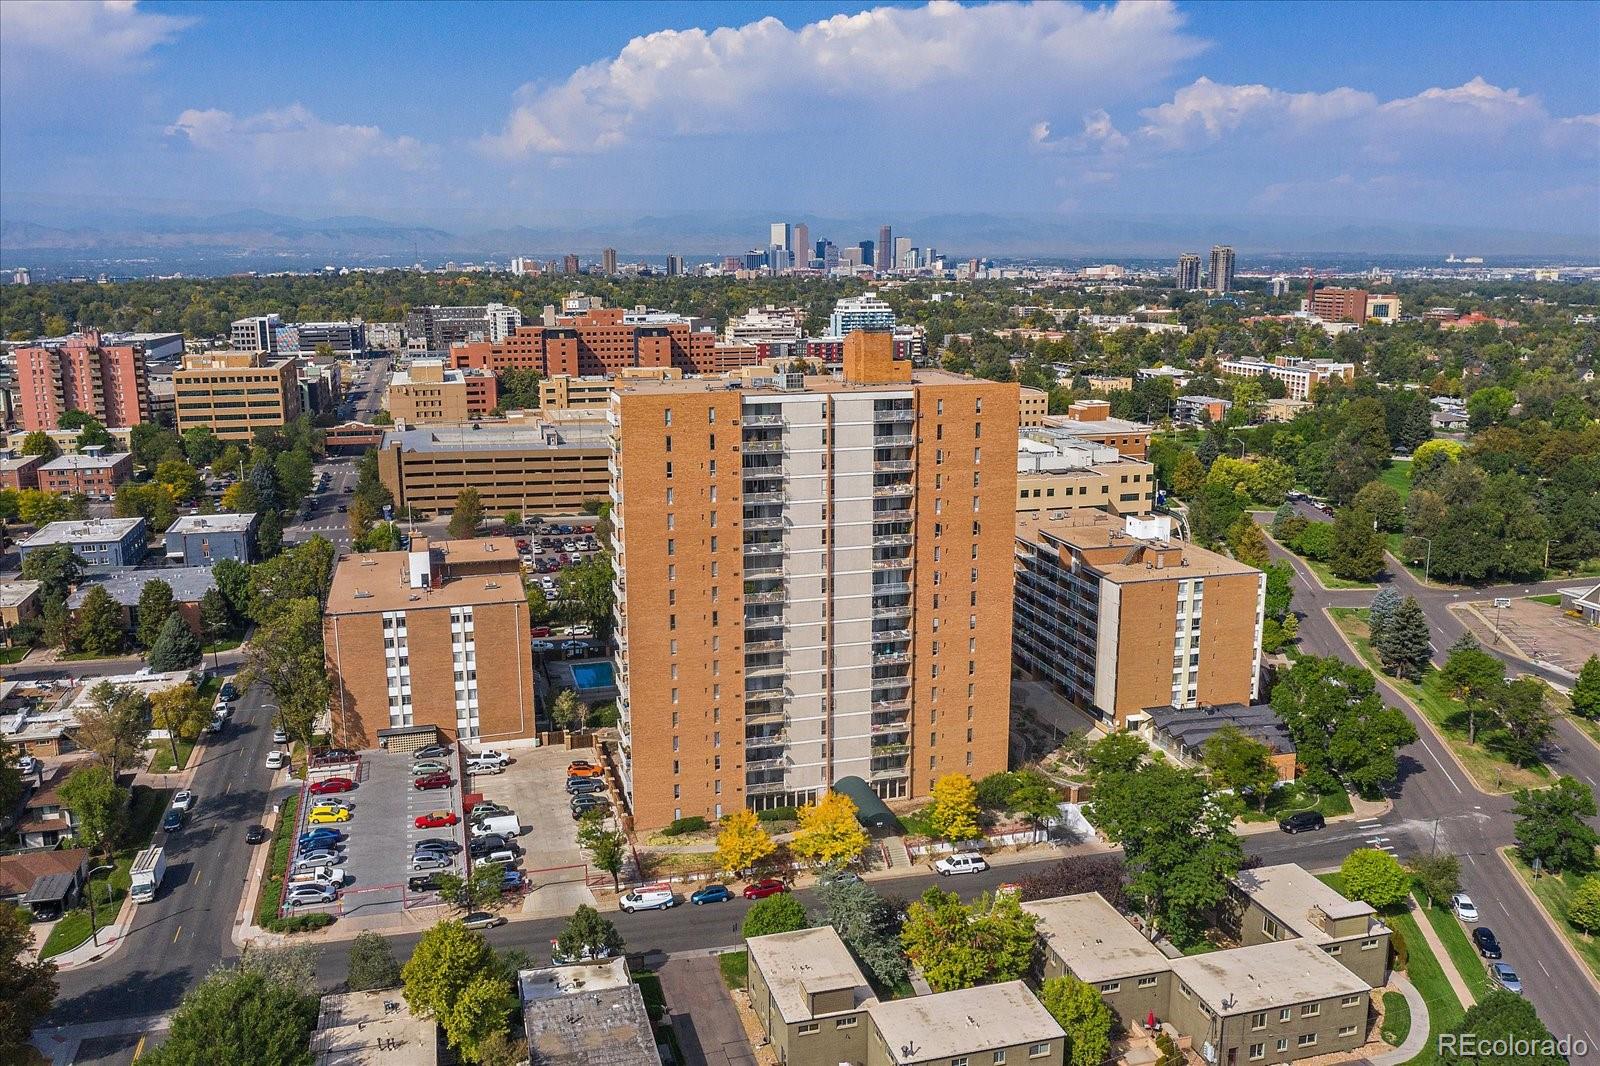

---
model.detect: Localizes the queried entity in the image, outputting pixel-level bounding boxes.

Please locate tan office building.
[385,359,497,424]
[1013,511,1264,729]
[610,332,1018,827]
[173,351,302,440]
[1018,385,1049,426]
[536,368,683,414]
[323,537,535,748]
[1043,400,1151,459]
[1016,427,1156,516]
[377,420,612,518]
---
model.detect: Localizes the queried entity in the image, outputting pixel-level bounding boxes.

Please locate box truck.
[130,847,167,903]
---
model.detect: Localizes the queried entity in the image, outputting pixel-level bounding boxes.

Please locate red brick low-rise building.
[0,454,43,490]
[38,450,134,498]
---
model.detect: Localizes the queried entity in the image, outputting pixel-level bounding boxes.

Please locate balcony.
[871,719,910,735]
[740,439,784,455]
[745,687,785,703]
[873,434,914,448]
[745,660,785,679]
[744,489,785,504]
[746,779,788,795]
[744,559,784,578]
[872,557,912,571]
[742,465,785,481]
[746,756,788,772]
[744,637,784,653]
[743,541,785,557]
[744,705,786,725]
[872,601,912,619]
[870,763,910,781]
[743,589,785,606]
[742,515,785,531]
[746,729,787,748]
[870,740,910,755]
[741,413,784,427]
[872,650,911,665]
[874,459,914,474]
[872,509,912,523]
[875,408,915,423]
[873,483,914,498]
[872,628,911,643]
[874,533,913,547]
[871,582,912,597]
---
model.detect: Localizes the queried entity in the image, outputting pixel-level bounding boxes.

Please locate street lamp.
[1414,535,1434,585]
[84,863,115,946]
[1228,435,1246,458]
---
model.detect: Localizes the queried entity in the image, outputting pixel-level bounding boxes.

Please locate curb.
[1494,846,1600,995]
[47,893,138,972]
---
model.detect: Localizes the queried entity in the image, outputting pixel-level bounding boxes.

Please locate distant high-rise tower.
[858,240,875,267]
[666,254,685,277]
[563,253,581,275]
[1208,246,1236,294]
[894,236,913,270]
[1176,253,1202,291]
[1271,275,1290,297]
[602,248,618,275]
[792,224,810,268]
[769,222,791,254]
[878,225,892,270]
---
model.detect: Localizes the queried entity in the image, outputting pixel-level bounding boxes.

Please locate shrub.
[757,807,798,822]
[1389,928,1408,972]
[661,816,710,837]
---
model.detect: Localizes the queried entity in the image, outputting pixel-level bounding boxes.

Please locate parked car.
[414,772,452,791]
[218,682,238,702]
[310,777,356,795]
[818,870,864,888]
[567,777,606,795]
[559,640,589,654]
[266,750,290,770]
[1472,928,1503,959]
[408,873,447,894]
[414,744,452,760]
[410,760,450,777]
[569,797,610,819]
[284,884,337,908]
[1488,962,1522,994]
[691,885,734,905]
[619,886,678,913]
[472,749,509,765]
[742,878,788,900]
[466,758,505,775]
[299,829,342,848]
[307,808,351,825]
[272,729,289,744]
[1452,893,1479,922]
[245,825,270,845]
[1278,811,1325,834]
[311,748,356,765]
[501,869,526,893]
[934,853,990,876]
[473,849,519,869]
[531,640,557,653]
[161,810,184,832]
[170,791,196,813]
[411,852,453,872]
[462,912,506,931]
[415,810,459,829]
[567,761,603,778]
[414,838,462,855]
[308,797,353,813]
[296,847,342,865]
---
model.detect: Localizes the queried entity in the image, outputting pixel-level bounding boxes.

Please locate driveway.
[659,956,757,1066]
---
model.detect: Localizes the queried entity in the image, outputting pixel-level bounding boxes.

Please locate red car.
[414,809,459,828]
[309,777,356,795]
[743,878,788,900]
[414,772,452,791]
[530,625,552,638]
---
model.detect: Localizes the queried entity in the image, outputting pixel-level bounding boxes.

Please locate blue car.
[690,884,734,905]
[299,829,343,848]
[161,810,184,832]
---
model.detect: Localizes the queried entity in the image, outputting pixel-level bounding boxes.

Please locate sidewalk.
[1403,893,1477,1009]
[1234,793,1393,836]
[1369,974,1429,1066]
[43,893,138,972]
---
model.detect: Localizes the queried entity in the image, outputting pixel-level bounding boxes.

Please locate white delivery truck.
[130,846,167,903]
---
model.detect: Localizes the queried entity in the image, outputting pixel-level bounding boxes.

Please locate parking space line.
[172,925,182,943]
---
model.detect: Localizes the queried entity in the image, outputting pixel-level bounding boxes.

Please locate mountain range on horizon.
[2,205,1595,267]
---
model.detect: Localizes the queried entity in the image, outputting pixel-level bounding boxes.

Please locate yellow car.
[306,808,351,825]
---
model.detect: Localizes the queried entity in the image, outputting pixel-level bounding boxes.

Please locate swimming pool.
[570,661,616,691]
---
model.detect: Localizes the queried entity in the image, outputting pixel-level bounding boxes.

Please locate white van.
[619,886,678,913]
[474,813,520,838]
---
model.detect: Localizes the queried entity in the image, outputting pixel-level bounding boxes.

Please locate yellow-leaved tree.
[715,809,776,877]
[791,791,870,867]
[928,773,980,842]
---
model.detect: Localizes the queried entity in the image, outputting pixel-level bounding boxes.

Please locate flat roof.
[326,541,525,615]
[1145,703,1295,756]
[1016,510,1259,582]
[1230,864,1385,944]
[67,566,217,609]
[40,452,131,470]
[868,981,1065,1062]
[310,991,437,1066]
[746,926,875,1024]
[166,512,256,535]
[0,581,41,608]
[1044,414,1152,434]
[21,517,146,547]
[518,960,661,1066]
[381,420,611,454]
[1022,893,1171,983]
[1169,940,1369,1015]
[615,366,986,397]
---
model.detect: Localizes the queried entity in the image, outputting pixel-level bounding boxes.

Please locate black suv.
[1278,810,1326,834]
[408,873,448,894]
[1472,927,1503,959]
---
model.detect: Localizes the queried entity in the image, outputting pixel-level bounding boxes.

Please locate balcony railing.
[740,440,784,454]
[742,465,785,480]
[746,730,787,747]
[742,515,784,531]
[875,408,915,422]
[870,764,910,780]
[744,705,786,725]
[741,414,784,427]
[872,509,912,523]
[872,582,912,597]
[872,628,912,642]
[872,557,912,571]
[873,483,914,497]
[743,589,785,605]
[745,661,785,679]
[746,779,788,795]
[872,602,912,619]
[873,460,914,473]
[744,489,785,504]
[743,542,785,557]
[744,638,784,653]
[744,560,784,578]
[745,687,785,703]
[874,533,913,547]
[871,719,910,735]
[873,434,914,448]
[872,650,911,665]
[746,756,788,772]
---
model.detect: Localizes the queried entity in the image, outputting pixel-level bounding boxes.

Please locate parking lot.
[464,742,600,918]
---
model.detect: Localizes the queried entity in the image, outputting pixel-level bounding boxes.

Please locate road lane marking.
[172,925,182,943]
[133,1035,146,1061]
[1538,960,1551,976]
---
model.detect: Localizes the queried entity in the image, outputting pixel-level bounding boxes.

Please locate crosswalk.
[1357,818,1397,854]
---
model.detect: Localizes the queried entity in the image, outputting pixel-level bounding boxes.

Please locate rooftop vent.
[352,590,372,599]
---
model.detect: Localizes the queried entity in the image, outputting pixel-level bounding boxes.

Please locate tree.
[576,811,626,891]
[242,597,327,750]
[1354,481,1404,533]
[74,682,151,778]
[557,554,617,639]
[212,557,252,622]
[815,877,906,989]
[1202,726,1278,810]
[1290,520,1334,561]
[1263,562,1294,622]
[136,579,176,648]
[790,791,870,867]
[1086,762,1243,945]
[716,809,777,876]
[74,585,127,657]
[1512,776,1599,875]
[181,426,222,467]
[1571,655,1600,720]
[114,482,178,532]
[447,488,483,539]
[1039,974,1113,1066]
[1374,596,1431,681]
[1226,515,1270,568]
[1271,655,1417,798]
[155,459,203,503]
[555,905,624,961]
[900,888,1039,992]
[141,967,317,1066]
[1340,848,1410,910]
[148,613,203,671]
[19,488,80,525]
[1171,452,1205,497]
[0,742,23,814]
[1367,586,1402,641]
[927,773,981,842]
[1084,732,1146,780]
[1438,991,1565,1066]
[19,431,58,459]
[1017,854,1128,910]
[1487,677,1553,767]
[548,689,583,731]
[1329,508,1385,582]
[1440,635,1506,744]
[199,587,234,645]
[58,764,127,849]
[402,920,516,1063]
[0,902,57,1057]
[742,893,809,938]
[150,683,209,767]
[1466,385,1515,430]
[20,543,84,608]
[1410,854,1461,909]
[1568,875,1600,936]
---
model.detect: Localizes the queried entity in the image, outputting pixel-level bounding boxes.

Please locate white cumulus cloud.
[166,104,434,173]
[1,0,194,67]
[483,0,1204,157]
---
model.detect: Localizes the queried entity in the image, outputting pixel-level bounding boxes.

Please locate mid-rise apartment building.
[609,332,1018,828]
[1013,512,1263,729]
[724,306,806,347]
[404,304,522,352]
[173,351,302,440]
[14,331,150,430]
[18,517,148,569]
[1306,288,1402,325]
[1016,427,1155,517]
[535,369,683,413]
[828,294,896,336]
[323,536,535,748]
[38,449,133,498]
[448,303,756,378]
[231,315,281,352]
[385,360,498,424]
[1018,386,1049,427]
[377,420,611,517]
[1218,355,1356,401]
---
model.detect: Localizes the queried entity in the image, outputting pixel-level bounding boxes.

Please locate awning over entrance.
[832,776,902,833]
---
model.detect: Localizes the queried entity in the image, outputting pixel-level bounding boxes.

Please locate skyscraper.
[878,225,892,270]
[858,240,875,267]
[602,247,618,275]
[666,254,685,277]
[1176,253,1202,291]
[894,237,913,270]
[769,222,791,253]
[792,224,810,268]
[1208,246,1236,294]
[608,332,1019,826]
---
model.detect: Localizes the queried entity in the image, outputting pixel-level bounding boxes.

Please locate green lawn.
[1303,557,1379,591]
[1526,594,1563,607]
[897,805,937,839]
[717,950,749,990]
[256,794,300,927]
[40,785,169,959]
[1321,873,1463,1066]
[147,738,196,774]
[202,637,243,654]
[1381,989,1411,1048]
[1504,849,1600,980]
[0,645,31,664]
[1416,894,1492,1001]
[1378,459,1413,503]
[1238,781,1354,824]
[1329,608,1551,793]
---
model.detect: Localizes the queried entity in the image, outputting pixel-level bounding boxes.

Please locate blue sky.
[2,0,1596,238]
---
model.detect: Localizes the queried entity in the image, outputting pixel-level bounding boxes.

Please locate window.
[1249,1012,1266,1030]
[952,1059,969,1066]
[835,1016,857,1029]
[797,1022,819,1036]
[1179,983,1191,999]
[1301,1004,1320,1018]
[1361,938,1379,950]
[1297,1034,1317,1048]
[1028,1044,1050,1059]
[1326,945,1343,955]
[1099,982,1120,994]
[1138,976,1159,989]
[993,1053,1006,1065]
[1275,1039,1288,1054]
[1339,1025,1358,1037]
[1278,1008,1291,1023]
[1248,1044,1265,1061]
[1341,995,1363,1007]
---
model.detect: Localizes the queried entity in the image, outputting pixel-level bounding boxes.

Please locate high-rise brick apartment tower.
[609,332,1019,828]
[15,332,150,430]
